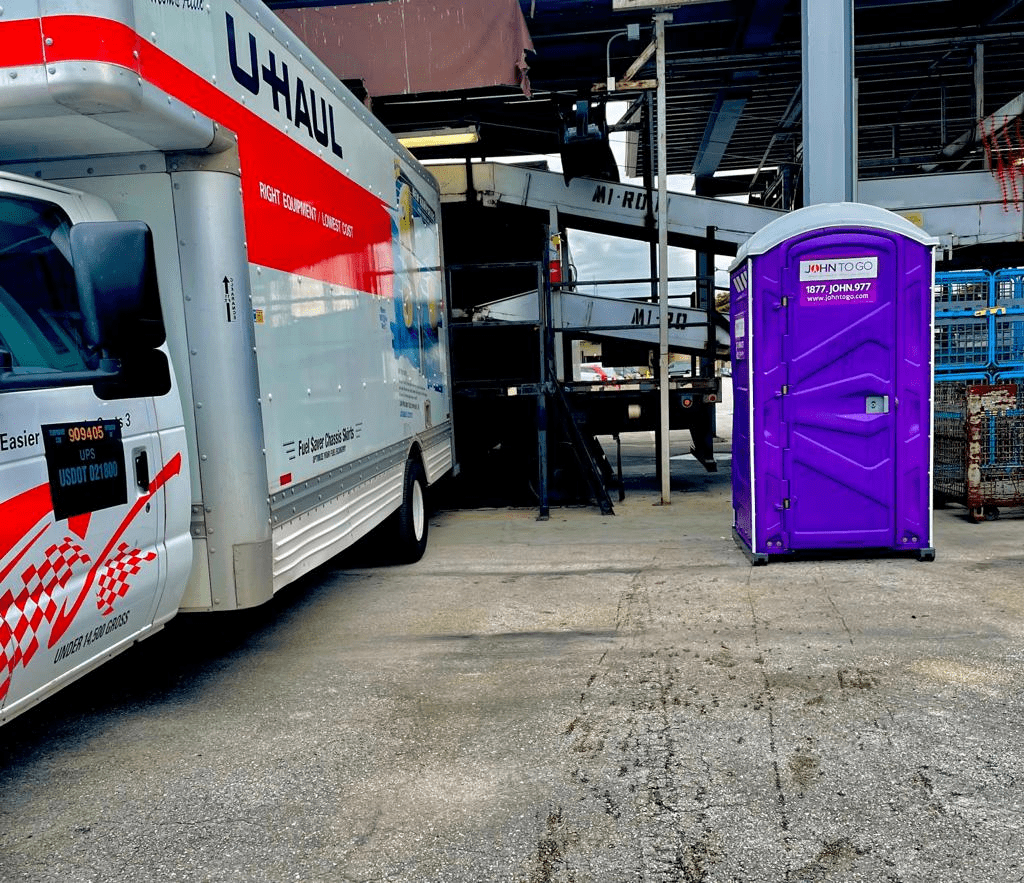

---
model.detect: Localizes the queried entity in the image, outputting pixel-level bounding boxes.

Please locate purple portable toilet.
[729,203,938,564]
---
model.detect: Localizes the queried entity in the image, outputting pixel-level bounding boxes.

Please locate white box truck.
[0,0,455,724]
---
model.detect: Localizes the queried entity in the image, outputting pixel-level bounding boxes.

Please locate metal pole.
[644,91,658,306]
[699,226,718,457]
[643,90,663,491]
[974,43,987,170]
[536,257,550,520]
[549,206,566,381]
[655,12,671,504]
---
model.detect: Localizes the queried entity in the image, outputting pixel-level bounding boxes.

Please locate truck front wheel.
[393,458,428,563]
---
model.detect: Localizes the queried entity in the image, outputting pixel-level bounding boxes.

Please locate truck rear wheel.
[393,458,428,563]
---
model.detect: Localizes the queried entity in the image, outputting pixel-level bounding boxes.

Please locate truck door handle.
[134,449,150,491]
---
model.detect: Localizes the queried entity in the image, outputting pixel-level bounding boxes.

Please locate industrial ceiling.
[263,0,1024,209]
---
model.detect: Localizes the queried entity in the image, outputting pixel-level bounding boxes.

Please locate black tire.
[393,458,428,563]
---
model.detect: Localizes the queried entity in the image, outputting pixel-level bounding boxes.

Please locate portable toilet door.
[729,203,938,563]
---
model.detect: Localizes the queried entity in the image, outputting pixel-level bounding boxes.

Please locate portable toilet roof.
[729,202,939,271]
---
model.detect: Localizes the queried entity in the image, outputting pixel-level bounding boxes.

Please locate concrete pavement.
[1,438,1023,882]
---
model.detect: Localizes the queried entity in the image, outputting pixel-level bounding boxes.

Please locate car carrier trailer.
[0,0,454,724]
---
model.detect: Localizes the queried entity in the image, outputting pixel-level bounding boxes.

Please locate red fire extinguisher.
[548,232,562,284]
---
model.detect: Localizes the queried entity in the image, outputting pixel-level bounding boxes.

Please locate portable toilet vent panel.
[729,203,938,563]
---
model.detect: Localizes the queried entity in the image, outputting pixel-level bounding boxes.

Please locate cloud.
[565,104,734,300]
[567,232,698,302]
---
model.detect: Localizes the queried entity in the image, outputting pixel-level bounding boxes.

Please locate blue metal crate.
[934,316,991,373]
[993,270,1024,373]
[935,270,992,315]
[994,312,1024,371]
[934,270,996,374]
[995,269,1024,308]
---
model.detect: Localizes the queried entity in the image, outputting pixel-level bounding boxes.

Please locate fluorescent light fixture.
[612,0,721,8]
[397,126,479,149]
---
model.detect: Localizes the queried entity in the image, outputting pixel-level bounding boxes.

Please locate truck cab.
[0,174,192,723]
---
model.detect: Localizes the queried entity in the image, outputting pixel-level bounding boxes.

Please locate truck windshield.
[0,195,88,375]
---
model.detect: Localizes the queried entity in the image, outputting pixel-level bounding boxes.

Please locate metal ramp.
[471,289,729,358]
[431,161,783,250]
[437,162,772,515]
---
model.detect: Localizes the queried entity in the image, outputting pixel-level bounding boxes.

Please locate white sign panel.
[799,256,879,281]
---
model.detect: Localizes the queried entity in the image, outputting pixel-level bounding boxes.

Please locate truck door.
[0,192,169,718]
[780,235,898,550]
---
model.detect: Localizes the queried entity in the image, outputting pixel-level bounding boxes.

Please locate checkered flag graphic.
[0,538,91,701]
[96,543,156,616]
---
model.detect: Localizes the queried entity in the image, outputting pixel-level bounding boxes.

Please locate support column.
[536,257,550,520]
[655,11,671,504]
[974,43,987,169]
[694,228,718,468]
[644,91,658,307]
[643,90,663,491]
[549,206,566,381]
[801,0,856,205]
[695,232,714,376]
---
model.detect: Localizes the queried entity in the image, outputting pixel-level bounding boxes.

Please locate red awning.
[278,0,534,99]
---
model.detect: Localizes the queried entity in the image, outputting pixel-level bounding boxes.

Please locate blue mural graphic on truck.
[392,163,444,392]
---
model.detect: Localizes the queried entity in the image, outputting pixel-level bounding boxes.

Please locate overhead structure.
[263,0,1024,265]
[690,0,789,189]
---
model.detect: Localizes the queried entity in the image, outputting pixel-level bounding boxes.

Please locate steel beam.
[691,0,787,182]
[801,0,856,204]
[692,94,750,179]
[860,171,1024,249]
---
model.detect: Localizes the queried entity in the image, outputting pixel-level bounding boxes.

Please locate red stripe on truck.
[6,14,394,297]
[4,19,45,66]
[41,15,141,67]
[0,486,51,566]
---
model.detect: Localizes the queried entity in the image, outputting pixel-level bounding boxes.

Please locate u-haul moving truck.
[0,0,455,724]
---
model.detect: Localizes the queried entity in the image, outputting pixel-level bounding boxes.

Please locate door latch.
[134,449,150,491]
[865,395,889,414]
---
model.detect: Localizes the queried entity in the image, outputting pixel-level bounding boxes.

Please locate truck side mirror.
[69,221,166,355]
[69,221,171,399]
